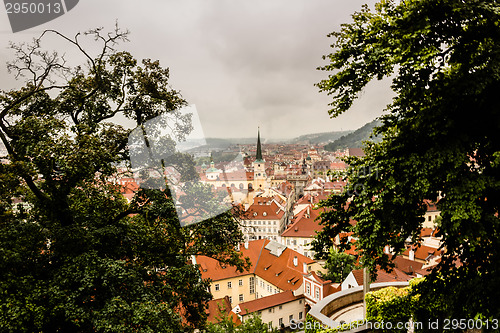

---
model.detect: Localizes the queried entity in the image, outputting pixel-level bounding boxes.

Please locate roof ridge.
[253,239,268,274]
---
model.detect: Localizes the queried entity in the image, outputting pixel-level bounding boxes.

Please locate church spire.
[256,127,263,162]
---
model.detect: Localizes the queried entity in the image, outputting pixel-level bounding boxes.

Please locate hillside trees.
[0,26,247,332]
[313,0,500,321]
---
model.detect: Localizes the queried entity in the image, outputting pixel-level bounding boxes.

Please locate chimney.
[293,256,298,267]
[409,248,415,261]
[303,262,308,274]
[244,241,249,249]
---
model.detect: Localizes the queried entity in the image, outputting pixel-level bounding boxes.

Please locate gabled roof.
[236,290,302,315]
[244,201,284,220]
[351,267,413,286]
[402,244,443,261]
[393,255,424,276]
[206,297,241,325]
[254,241,314,291]
[304,271,341,299]
[197,240,266,281]
[196,240,314,291]
[282,205,323,238]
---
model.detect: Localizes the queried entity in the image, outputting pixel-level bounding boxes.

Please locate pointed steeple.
[256,127,263,162]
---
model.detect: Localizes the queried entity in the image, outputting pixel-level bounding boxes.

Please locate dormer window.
[253,212,257,217]
[263,212,267,217]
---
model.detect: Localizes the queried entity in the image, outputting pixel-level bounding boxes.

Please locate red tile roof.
[196,240,314,292]
[206,297,241,325]
[245,201,284,220]
[393,256,424,276]
[352,266,413,285]
[236,290,302,315]
[281,205,323,238]
[402,245,443,262]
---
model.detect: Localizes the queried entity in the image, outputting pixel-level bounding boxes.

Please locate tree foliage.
[320,248,357,283]
[205,312,278,333]
[0,26,247,332]
[313,0,500,320]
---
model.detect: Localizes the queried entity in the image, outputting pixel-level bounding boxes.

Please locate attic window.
[264,265,272,271]
[263,212,267,217]
[253,212,257,217]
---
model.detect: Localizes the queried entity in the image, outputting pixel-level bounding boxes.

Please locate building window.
[299,311,303,320]
[249,277,255,294]
[239,279,243,286]
[279,318,283,327]
[228,296,232,304]
[215,284,220,291]
[279,305,282,310]
[239,294,244,302]
[289,314,293,323]
[306,283,310,295]
[315,287,320,299]
[228,281,232,289]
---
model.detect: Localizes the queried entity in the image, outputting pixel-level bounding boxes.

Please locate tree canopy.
[313,0,500,321]
[0,26,247,332]
[320,248,357,284]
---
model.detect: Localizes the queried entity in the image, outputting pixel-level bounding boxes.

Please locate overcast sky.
[0,0,393,140]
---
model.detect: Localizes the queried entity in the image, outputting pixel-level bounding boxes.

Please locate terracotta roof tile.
[281,205,323,238]
[237,290,302,315]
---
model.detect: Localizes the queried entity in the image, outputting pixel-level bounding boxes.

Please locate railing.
[308,282,410,331]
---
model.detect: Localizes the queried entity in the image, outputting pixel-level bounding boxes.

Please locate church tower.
[253,128,266,189]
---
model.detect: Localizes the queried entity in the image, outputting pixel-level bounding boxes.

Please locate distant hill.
[185,124,374,151]
[285,130,353,145]
[324,119,381,151]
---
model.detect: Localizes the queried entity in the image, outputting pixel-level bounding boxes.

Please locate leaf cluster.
[314,0,500,319]
[0,27,247,332]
